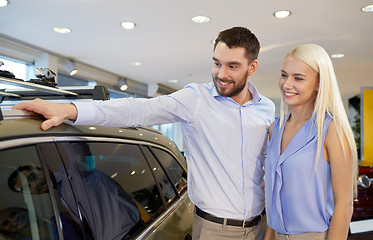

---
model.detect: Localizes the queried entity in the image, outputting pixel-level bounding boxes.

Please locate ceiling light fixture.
[65,60,78,76]
[130,62,142,66]
[53,27,72,34]
[118,78,128,91]
[361,5,373,12]
[0,0,9,7]
[120,21,136,30]
[192,16,211,23]
[331,53,345,59]
[274,10,291,19]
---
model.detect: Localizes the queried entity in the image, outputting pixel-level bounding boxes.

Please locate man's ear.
[248,59,258,76]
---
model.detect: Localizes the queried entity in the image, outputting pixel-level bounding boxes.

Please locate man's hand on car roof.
[12,99,78,130]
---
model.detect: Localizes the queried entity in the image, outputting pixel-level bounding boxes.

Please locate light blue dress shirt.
[265,115,334,234]
[73,82,275,220]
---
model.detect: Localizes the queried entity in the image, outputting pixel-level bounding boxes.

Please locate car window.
[141,147,177,206]
[56,141,166,239]
[150,147,187,194]
[38,143,88,240]
[0,146,59,240]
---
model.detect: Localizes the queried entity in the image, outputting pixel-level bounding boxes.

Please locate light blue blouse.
[265,115,334,234]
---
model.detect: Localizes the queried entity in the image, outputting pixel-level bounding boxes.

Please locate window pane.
[56,142,165,239]
[0,146,59,239]
[151,147,187,194]
[38,143,86,240]
[0,56,27,80]
[142,147,177,206]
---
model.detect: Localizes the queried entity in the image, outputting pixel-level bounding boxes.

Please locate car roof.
[0,113,183,159]
[0,75,186,167]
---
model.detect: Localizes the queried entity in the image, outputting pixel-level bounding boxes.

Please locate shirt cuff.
[69,101,96,125]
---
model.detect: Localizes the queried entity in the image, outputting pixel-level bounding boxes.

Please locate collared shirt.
[265,115,334,234]
[73,82,275,220]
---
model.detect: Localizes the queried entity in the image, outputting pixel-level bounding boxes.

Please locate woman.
[264,44,358,239]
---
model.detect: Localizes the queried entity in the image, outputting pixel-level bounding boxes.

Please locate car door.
[54,139,171,240]
[53,138,193,240]
[139,146,193,240]
[0,140,87,240]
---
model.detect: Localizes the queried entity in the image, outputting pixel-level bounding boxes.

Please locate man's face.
[14,168,48,194]
[212,42,256,102]
[0,208,29,233]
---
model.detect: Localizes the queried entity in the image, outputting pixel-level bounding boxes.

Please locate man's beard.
[212,72,248,97]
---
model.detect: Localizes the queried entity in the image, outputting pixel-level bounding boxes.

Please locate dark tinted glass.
[56,142,165,239]
[38,143,86,240]
[142,147,177,206]
[0,146,59,240]
[151,147,187,194]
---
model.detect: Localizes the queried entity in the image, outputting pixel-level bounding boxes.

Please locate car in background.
[0,75,193,240]
[349,166,373,239]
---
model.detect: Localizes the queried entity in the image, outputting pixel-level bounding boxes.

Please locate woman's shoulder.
[273,117,281,127]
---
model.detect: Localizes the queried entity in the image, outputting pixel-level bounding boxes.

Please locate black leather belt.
[195,206,265,228]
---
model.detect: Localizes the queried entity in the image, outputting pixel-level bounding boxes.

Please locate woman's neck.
[288,105,314,124]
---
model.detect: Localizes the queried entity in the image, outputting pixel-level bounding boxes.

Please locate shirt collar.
[212,81,261,104]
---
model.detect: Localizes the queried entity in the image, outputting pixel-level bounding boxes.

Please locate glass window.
[151,147,187,194]
[38,143,86,240]
[57,73,96,87]
[141,147,177,206]
[56,142,165,239]
[152,122,184,151]
[0,146,59,240]
[0,56,28,80]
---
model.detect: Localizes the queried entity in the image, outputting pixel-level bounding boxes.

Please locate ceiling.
[0,0,372,101]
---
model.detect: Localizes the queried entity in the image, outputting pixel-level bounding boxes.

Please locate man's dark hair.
[8,165,41,192]
[214,27,260,62]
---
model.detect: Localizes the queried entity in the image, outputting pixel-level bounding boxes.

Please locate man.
[14,26,275,239]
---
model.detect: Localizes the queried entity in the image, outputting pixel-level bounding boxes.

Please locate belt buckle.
[242,220,246,228]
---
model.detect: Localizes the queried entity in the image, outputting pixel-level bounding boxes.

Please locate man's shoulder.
[254,94,276,122]
[184,82,213,91]
[258,94,275,109]
[183,82,215,96]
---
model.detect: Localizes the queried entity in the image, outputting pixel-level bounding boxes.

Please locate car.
[348,166,373,239]
[0,75,194,240]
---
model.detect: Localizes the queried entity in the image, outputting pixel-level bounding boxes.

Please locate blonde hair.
[279,43,358,196]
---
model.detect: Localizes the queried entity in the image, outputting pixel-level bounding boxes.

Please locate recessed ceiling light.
[0,0,9,7]
[120,21,136,30]
[331,53,345,59]
[361,5,373,12]
[53,27,72,34]
[168,79,178,83]
[192,16,211,23]
[274,10,291,19]
[130,62,142,66]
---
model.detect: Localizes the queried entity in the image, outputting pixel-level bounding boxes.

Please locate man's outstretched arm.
[12,98,78,130]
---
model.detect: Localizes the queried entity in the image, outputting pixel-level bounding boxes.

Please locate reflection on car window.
[57,142,166,239]
[151,147,187,194]
[0,146,59,240]
[141,147,177,206]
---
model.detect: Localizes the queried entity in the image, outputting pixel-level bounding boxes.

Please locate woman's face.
[279,56,319,110]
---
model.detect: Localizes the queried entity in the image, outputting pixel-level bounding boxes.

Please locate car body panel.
[0,116,193,240]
